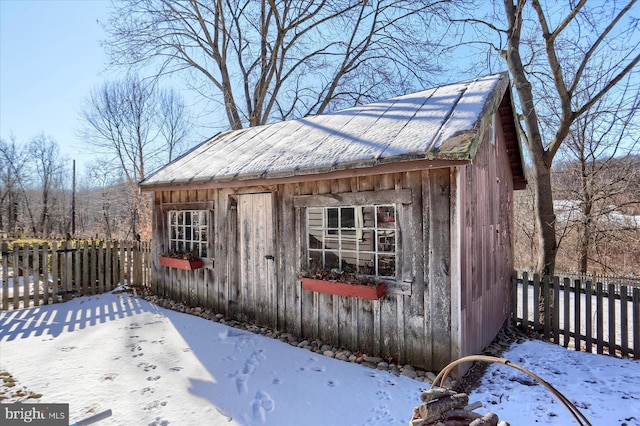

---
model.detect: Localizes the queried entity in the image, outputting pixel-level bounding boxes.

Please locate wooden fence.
[512,271,640,359]
[0,240,152,310]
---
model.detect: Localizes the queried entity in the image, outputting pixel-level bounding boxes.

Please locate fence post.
[74,240,82,295]
[511,271,518,326]
[522,271,529,329]
[33,242,40,307]
[608,283,616,356]
[12,243,20,309]
[553,276,560,345]
[563,277,570,348]
[105,241,112,292]
[90,240,97,295]
[574,278,581,352]
[22,243,31,308]
[51,241,59,304]
[543,275,550,340]
[596,282,604,355]
[585,280,593,353]
[633,288,639,360]
[42,242,49,305]
[98,241,105,294]
[620,285,629,358]
[1,242,8,310]
[533,274,540,331]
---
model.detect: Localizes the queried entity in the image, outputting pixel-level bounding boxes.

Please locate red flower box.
[159,256,203,270]
[301,277,385,300]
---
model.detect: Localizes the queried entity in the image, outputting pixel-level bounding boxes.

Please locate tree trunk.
[532,163,557,278]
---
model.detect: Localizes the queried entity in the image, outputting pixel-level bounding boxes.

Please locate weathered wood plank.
[585,280,593,353]
[1,243,8,310]
[293,189,412,207]
[428,168,451,370]
[633,288,639,360]
[543,275,550,339]
[608,283,616,356]
[533,274,540,331]
[98,242,105,295]
[553,276,560,343]
[620,285,629,357]
[33,242,40,306]
[42,242,49,305]
[522,272,529,329]
[563,277,570,348]
[22,243,30,307]
[574,279,581,350]
[51,242,59,304]
[89,240,96,295]
[596,283,604,355]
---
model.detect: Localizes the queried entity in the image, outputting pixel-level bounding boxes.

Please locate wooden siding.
[457,113,515,363]
[148,111,516,372]
[150,169,454,371]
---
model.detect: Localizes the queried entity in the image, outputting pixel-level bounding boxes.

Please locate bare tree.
[79,75,191,239]
[27,134,67,236]
[0,136,28,234]
[104,0,461,130]
[553,80,639,273]
[453,1,639,277]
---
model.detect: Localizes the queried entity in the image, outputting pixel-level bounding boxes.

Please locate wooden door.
[237,192,277,328]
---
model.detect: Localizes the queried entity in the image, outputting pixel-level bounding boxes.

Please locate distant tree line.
[1,134,152,240]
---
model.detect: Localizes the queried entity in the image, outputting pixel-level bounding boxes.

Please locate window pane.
[377,230,395,252]
[376,205,395,227]
[357,253,375,275]
[306,204,397,279]
[362,206,375,227]
[327,208,338,229]
[378,255,395,276]
[308,230,323,249]
[325,250,340,270]
[340,207,355,228]
[167,210,210,257]
[308,250,323,270]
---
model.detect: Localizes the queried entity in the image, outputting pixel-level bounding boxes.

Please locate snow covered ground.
[1,290,639,425]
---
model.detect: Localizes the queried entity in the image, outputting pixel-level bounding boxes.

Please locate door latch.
[265,254,275,261]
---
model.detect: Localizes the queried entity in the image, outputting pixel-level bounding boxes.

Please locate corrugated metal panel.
[141,73,512,188]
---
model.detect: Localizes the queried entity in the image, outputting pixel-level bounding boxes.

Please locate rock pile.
[410,387,509,426]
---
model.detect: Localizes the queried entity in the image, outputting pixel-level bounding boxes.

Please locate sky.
[1,285,638,425]
[0,0,115,171]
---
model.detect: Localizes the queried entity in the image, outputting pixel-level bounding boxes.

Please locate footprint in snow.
[141,386,154,395]
[137,362,157,372]
[252,391,274,423]
[376,389,391,400]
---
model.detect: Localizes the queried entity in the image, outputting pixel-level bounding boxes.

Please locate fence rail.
[0,240,152,310]
[512,271,640,360]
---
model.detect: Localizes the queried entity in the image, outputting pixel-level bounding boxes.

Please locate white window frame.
[167,210,209,258]
[306,204,397,279]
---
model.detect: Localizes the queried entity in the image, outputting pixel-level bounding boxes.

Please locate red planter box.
[159,256,203,270]
[301,277,385,300]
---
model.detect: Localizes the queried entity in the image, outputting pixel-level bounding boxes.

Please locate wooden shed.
[139,72,526,373]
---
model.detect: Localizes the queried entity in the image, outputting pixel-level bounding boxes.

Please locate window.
[167,210,209,258]
[306,204,396,278]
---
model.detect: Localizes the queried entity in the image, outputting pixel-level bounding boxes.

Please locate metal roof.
[140,72,525,189]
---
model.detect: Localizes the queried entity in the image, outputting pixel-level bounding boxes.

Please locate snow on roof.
[141,72,513,188]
